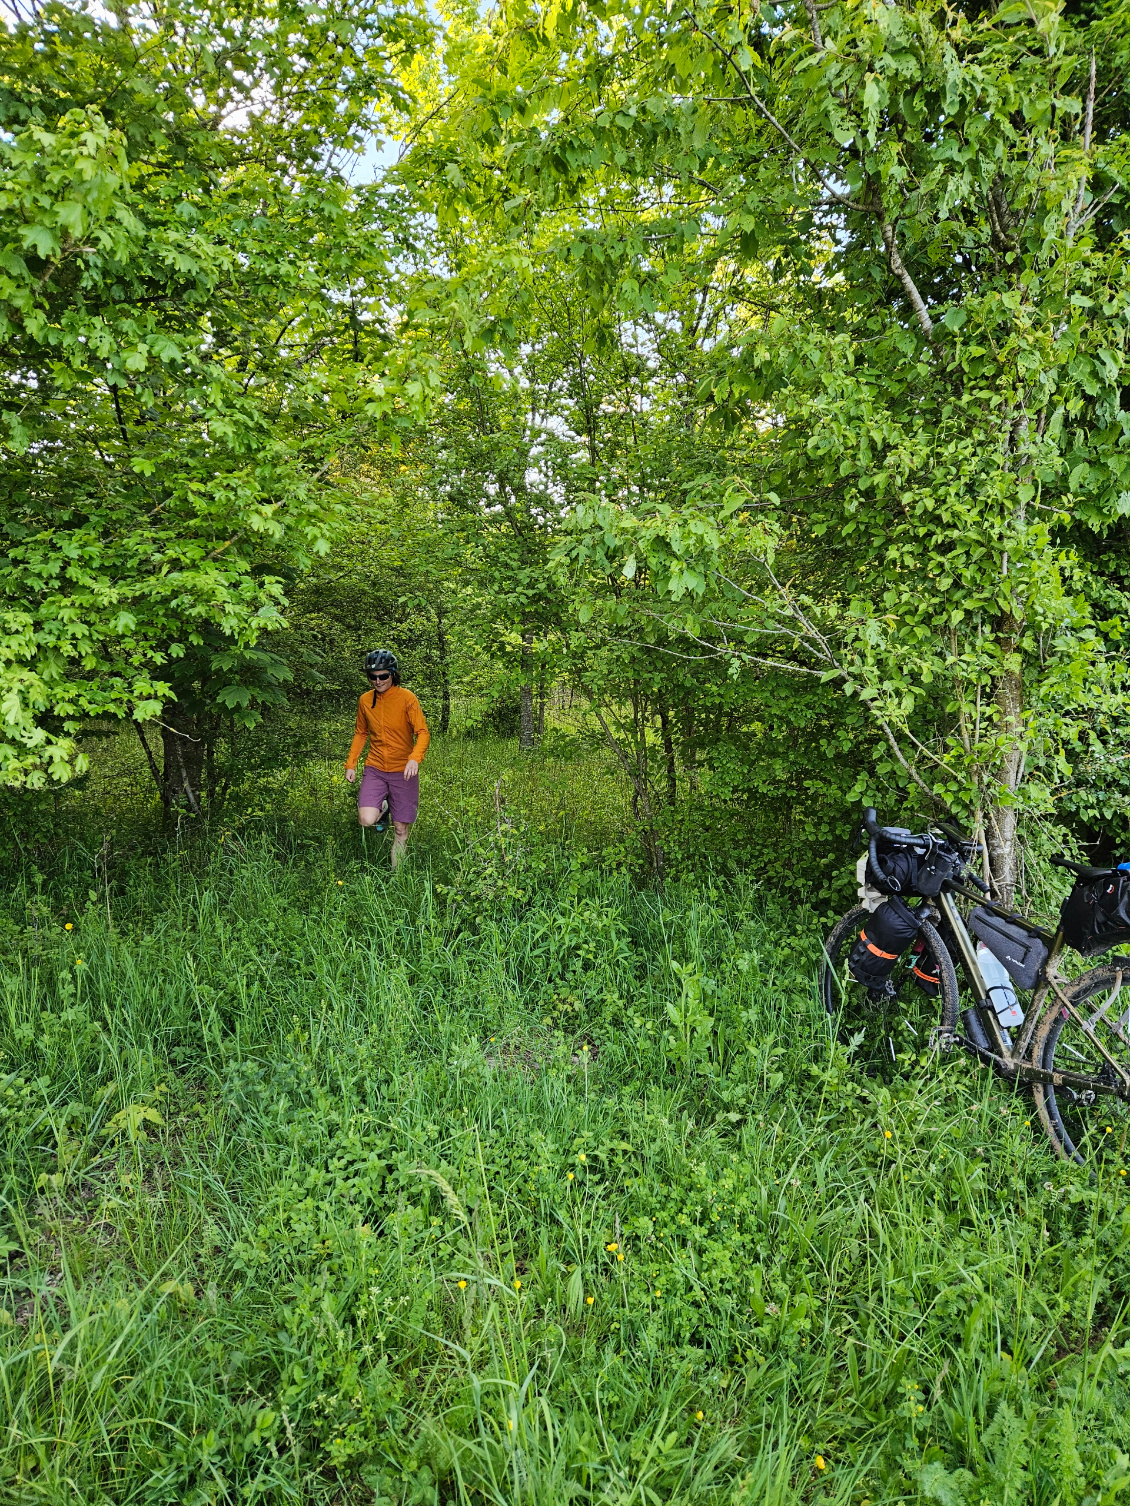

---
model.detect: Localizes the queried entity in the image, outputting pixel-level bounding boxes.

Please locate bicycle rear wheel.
[820,905,960,1072]
[1032,960,1130,1164]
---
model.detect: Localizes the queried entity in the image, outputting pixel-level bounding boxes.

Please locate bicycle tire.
[1032,959,1130,1164]
[820,905,960,1072]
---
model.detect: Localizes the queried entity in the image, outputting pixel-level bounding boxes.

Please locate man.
[345,649,430,869]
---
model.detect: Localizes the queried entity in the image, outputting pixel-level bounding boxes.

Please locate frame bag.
[1060,872,1130,958]
[848,897,921,992]
[968,907,1048,991]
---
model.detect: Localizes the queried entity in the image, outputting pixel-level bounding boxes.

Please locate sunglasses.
[369,671,392,682]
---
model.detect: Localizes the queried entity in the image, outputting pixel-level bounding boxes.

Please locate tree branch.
[878,718,944,806]
[878,214,935,342]
[133,720,163,796]
[1069,48,1096,237]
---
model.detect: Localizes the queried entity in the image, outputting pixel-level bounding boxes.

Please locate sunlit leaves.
[0,0,435,787]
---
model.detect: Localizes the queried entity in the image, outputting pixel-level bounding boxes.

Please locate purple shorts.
[358,765,419,825]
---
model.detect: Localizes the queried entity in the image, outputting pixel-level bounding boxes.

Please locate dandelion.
[458,1280,467,1290]
[1025,1120,1030,1126]
[513,1279,521,1290]
[1107,1126,1113,1134]
[586,1295,594,1306]
[815,1455,826,1471]
[695,1411,704,1421]
[884,1130,892,1139]
[64,923,73,931]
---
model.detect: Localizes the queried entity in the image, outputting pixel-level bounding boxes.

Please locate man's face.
[368,670,392,695]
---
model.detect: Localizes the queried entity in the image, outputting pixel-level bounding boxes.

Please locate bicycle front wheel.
[1033,960,1130,1164]
[820,905,960,1072]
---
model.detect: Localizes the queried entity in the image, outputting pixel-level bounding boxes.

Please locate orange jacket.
[346,686,430,772]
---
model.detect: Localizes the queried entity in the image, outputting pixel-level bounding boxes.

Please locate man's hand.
[404,759,419,780]
[345,767,356,783]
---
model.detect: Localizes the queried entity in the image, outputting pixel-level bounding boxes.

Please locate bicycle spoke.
[1036,963,1130,1164]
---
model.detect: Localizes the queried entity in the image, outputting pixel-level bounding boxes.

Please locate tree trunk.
[205,718,218,810]
[658,704,677,804]
[436,599,451,736]
[536,667,546,740]
[987,635,1025,906]
[160,706,205,814]
[519,629,535,751]
[591,697,666,882]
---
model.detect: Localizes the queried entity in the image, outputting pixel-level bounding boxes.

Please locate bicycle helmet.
[364,649,399,680]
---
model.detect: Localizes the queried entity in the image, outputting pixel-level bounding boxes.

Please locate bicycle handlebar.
[863,807,916,844]
[862,806,992,895]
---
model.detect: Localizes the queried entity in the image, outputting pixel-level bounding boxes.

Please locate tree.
[409,0,1130,900]
[0,0,431,790]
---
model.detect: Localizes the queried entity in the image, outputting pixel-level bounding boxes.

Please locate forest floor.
[1,732,1128,1504]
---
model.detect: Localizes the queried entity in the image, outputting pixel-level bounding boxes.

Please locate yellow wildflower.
[815,1455,826,1471]
[64,923,73,931]
[458,1280,467,1290]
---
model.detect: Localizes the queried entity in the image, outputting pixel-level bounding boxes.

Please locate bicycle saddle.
[1051,856,1117,880]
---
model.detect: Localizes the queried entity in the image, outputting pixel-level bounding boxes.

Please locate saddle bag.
[1060,870,1130,958]
[968,907,1048,991]
[848,896,921,992]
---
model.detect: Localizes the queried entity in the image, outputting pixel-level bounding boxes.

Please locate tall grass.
[0,764,1128,1502]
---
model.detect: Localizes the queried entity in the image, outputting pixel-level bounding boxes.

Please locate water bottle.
[976,942,1025,1027]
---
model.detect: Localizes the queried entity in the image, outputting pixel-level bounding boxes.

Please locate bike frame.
[932,887,1130,1098]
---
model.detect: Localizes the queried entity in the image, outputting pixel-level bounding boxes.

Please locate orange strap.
[913,964,940,983]
[860,929,898,961]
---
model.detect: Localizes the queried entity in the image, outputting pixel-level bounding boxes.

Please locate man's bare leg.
[391,820,412,870]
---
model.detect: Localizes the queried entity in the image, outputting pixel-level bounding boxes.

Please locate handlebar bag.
[968,907,1048,990]
[1060,873,1130,958]
[848,896,920,991]
[868,841,957,899]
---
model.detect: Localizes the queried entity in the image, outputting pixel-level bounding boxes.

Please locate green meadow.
[1,733,1128,1505]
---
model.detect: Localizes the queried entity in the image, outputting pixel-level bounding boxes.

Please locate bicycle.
[820,809,1130,1165]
